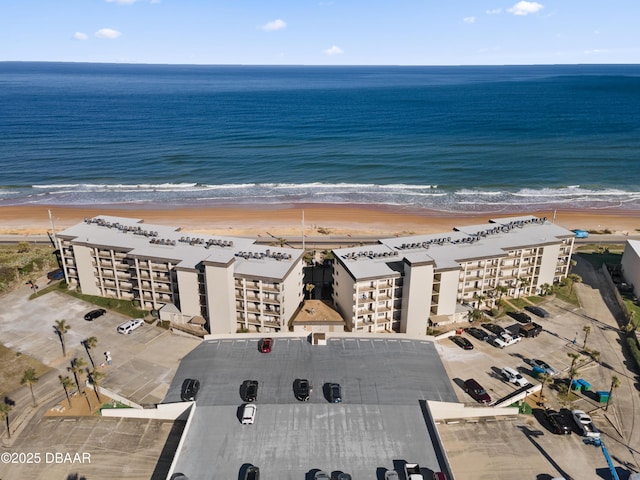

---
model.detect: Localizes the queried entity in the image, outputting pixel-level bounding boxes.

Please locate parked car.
[337,474,352,480]
[525,305,550,318]
[314,472,330,480]
[466,327,489,341]
[510,311,532,323]
[294,378,312,401]
[244,465,260,480]
[259,338,273,353]
[241,403,256,425]
[450,335,474,350]
[384,471,400,480]
[84,308,106,321]
[572,409,600,438]
[243,380,259,402]
[433,473,448,480]
[328,383,342,403]
[463,378,491,404]
[117,318,144,334]
[544,409,572,435]
[482,323,506,336]
[501,367,529,387]
[180,378,201,401]
[531,359,557,376]
[47,269,64,280]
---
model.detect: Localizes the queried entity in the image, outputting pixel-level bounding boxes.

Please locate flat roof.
[58,215,303,279]
[334,216,574,279]
[166,337,457,479]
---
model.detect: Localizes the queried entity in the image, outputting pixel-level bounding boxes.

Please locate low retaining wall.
[428,400,519,421]
[100,400,193,420]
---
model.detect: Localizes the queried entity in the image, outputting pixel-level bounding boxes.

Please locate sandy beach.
[1,204,639,238]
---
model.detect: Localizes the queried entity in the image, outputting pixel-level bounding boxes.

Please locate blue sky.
[1,0,638,65]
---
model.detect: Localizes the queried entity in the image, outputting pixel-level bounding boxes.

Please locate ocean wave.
[2,182,640,211]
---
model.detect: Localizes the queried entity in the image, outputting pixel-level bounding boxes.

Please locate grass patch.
[0,343,51,394]
[512,401,533,414]
[100,400,131,410]
[554,284,580,307]
[577,250,623,269]
[508,298,529,309]
[62,289,146,318]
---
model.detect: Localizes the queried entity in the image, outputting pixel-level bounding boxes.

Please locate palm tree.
[474,293,487,310]
[567,352,581,389]
[0,399,12,439]
[582,325,591,350]
[468,308,484,323]
[89,369,105,403]
[82,336,98,368]
[68,357,87,393]
[605,376,621,411]
[53,319,71,357]
[538,373,552,405]
[519,277,531,298]
[496,285,508,300]
[568,273,582,294]
[59,375,74,408]
[305,283,315,300]
[569,259,577,272]
[20,368,39,407]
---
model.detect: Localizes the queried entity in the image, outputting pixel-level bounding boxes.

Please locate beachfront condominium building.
[57,216,304,334]
[331,215,575,335]
[621,239,640,299]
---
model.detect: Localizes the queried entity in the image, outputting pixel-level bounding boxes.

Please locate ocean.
[1,62,640,213]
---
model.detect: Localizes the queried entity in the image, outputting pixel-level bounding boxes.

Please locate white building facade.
[621,239,640,299]
[332,216,575,335]
[57,216,304,334]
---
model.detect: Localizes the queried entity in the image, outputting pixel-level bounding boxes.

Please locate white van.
[501,367,529,387]
[117,318,144,334]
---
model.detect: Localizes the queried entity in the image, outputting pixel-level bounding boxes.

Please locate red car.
[260,338,273,353]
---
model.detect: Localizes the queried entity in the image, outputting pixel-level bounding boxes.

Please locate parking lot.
[169,337,457,479]
[436,291,640,480]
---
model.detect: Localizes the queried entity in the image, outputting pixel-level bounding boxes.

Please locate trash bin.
[570,379,581,391]
[577,379,591,392]
[597,391,610,403]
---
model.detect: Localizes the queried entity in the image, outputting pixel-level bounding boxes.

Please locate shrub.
[626,336,640,373]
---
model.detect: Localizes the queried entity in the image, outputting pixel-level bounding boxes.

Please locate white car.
[384,471,400,480]
[571,409,600,438]
[501,367,529,387]
[241,403,256,425]
[117,318,144,334]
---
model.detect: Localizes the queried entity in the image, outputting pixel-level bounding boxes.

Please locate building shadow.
[517,425,573,480]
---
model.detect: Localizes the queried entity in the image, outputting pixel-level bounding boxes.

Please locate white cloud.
[105,0,139,4]
[323,45,343,56]
[73,32,88,41]
[95,28,122,39]
[463,16,476,24]
[584,49,606,55]
[486,8,502,15]
[260,19,287,31]
[594,30,600,35]
[508,1,544,16]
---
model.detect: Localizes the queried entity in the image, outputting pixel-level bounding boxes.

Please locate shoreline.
[1,203,639,238]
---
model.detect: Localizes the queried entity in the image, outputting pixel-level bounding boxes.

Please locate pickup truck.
[493,333,522,348]
[519,322,542,338]
[404,463,424,480]
[571,409,600,438]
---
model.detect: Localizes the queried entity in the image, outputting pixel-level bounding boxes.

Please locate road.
[2,233,638,249]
